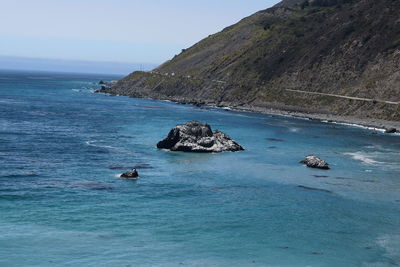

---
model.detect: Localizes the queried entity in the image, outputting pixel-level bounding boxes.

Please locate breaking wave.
[344,152,383,165]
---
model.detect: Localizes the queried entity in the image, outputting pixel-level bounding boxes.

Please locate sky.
[0,0,280,74]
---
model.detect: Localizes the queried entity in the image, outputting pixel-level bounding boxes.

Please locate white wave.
[344,152,383,165]
[71,89,81,92]
[85,140,135,154]
[0,99,25,104]
[329,121,400,135]
[310,116,400,136]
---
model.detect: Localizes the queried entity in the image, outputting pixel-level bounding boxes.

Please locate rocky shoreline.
[97,86,400,134]
[228,104,400,134]
[170,98,400,134]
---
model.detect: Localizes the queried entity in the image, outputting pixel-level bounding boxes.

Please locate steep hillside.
[107,0,400,121]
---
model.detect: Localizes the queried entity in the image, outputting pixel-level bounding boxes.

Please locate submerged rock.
[120,169,139,179]
[298,185,332,193]
[77,183,113,191]
[300,155,330,170]
[157,121,244,153]
[134,163,153,169]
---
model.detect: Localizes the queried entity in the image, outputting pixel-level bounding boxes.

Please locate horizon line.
[0,55,161,66]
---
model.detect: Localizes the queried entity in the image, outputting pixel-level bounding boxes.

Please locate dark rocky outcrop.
[120,169,139,179]
[157,121,244,153]
[300,155,330,169]
[385,128,397,133]
[95,80,118,93]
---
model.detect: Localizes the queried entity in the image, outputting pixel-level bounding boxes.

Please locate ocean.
[0,70,399,266]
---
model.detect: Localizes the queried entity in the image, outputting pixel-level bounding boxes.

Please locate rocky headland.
[99,0,399,129]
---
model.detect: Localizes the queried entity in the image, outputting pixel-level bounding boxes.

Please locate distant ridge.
[108,0,400,121]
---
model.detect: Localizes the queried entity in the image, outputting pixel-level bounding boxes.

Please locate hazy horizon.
[0,55,157,75]
[0,0,280,74]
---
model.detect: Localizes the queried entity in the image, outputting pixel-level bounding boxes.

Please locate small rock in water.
[157,121,244,153]
[300,155,330,170]
[385,128,397,133]
[120,169,139,179]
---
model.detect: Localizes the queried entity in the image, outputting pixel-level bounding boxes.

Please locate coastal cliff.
[106,0,400,121]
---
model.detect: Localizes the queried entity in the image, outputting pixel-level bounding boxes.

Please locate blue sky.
[0,0,280,65]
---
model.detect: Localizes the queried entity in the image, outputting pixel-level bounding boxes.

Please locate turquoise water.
[0,70,399,266]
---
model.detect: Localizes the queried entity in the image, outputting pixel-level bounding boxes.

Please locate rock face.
[300,155,330,170]
[120,169,139,179]
[385,128,397,134]
[95,80,118,93]
[157,121,244,153]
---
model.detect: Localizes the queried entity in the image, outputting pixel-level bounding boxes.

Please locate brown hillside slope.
[107,0,400,121]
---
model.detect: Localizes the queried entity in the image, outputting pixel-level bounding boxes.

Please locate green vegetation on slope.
[110,0,400,121]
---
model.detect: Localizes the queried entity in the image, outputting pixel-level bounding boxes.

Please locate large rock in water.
[300,155,330,170]
[157,121,244,153]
